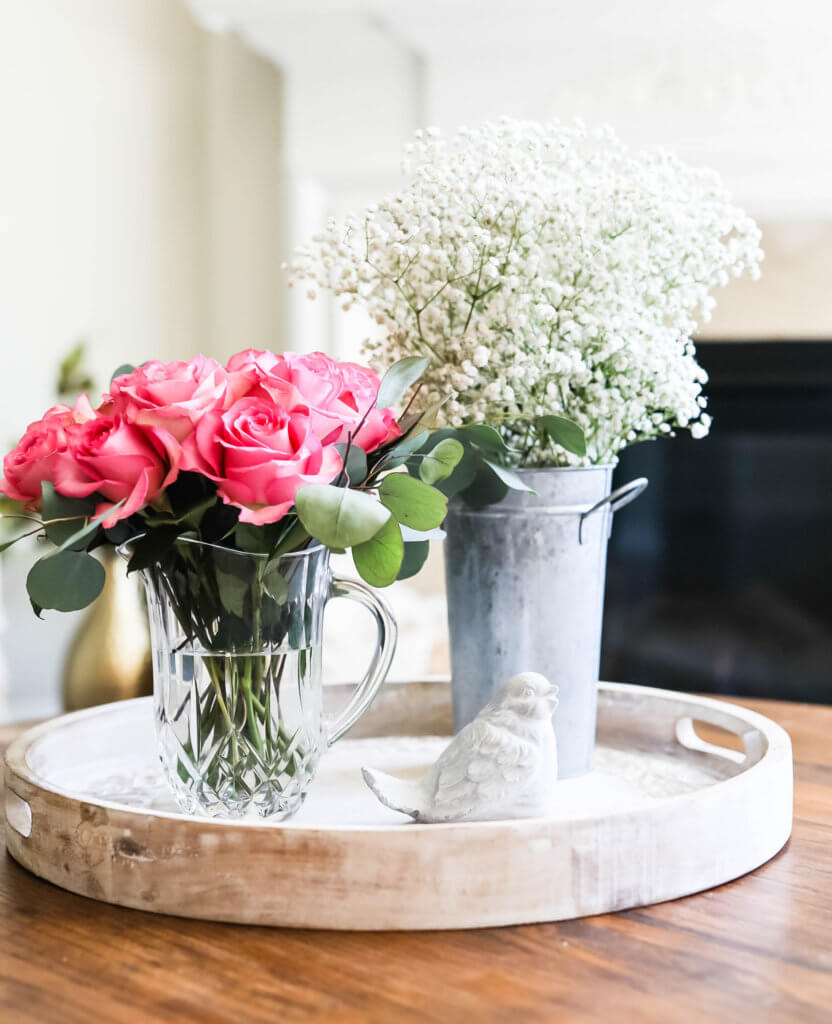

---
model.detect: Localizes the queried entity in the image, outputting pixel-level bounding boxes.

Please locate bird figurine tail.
[361,768,428,820]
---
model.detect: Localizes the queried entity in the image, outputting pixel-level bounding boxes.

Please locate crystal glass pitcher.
[124,538,396,819]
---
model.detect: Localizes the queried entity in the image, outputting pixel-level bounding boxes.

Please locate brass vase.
[62,552,153,711]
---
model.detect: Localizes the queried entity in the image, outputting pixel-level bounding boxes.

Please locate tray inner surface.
[24,696,750,828]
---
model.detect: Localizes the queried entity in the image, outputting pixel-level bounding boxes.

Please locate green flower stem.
[205,656,240,764]
[241,658,265,758]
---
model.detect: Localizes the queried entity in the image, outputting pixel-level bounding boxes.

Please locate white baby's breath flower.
[289,118,762,465]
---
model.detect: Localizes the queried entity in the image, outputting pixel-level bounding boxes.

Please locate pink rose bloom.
[335,360,402,451]
[107,356,242,442]
[1,395,96,507]
[181,396,342,525]
[54,415,181,528]
[227,349,401,452]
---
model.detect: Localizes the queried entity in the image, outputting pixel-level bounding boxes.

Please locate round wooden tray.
[4,681,792,930]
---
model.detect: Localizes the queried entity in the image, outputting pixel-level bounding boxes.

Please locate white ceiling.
[187,0,832,217]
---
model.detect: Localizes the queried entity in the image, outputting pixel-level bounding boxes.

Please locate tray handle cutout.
[5,789,32,838]
[675,715,765,766]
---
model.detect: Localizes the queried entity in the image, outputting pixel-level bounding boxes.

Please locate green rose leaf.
[376,356,430,410]
[295,484,391,548]
[269,517,311,560]
[41,481,98,549]
[379,473,448,530]
[215,567,249,618]
[538,414,587,457]
[352,515,404,587]
[397,539,430,581]
[110,363,136,384]
[234,521,283,554]
[126,525,184,573]
[143,495,217,529]
[335,443,368,485]
[419,437,464,485]
[26,550,106,612]
[263,569,290,605]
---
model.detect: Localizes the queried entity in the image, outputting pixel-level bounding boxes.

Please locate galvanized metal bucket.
[444,467,648,778]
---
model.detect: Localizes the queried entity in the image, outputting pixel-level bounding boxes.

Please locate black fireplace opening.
[602,340,832,703]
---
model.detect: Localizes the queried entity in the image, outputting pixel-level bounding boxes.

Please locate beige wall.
[0,0,286,719]
[0,0,285,444]
[702,221,832,340]
[204,33,286,359]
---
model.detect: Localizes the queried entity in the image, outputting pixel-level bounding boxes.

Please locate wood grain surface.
[1,697,830,1024]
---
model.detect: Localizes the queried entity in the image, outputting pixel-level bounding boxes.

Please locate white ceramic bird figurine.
[362,672,559,823]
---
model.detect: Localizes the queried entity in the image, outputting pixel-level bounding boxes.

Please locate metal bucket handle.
[578,477,648,544]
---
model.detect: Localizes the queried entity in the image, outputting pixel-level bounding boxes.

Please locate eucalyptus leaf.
[538,414,587,457]
[397,540,429,581]
[40,481,97,549]
[335,443,368,485]
[0,534,31,554]
[400,524,445,542]
[458,423,515,459]
[26,550,106,612]
[460,464,510,509]
[46,500,124,556]
[376,356,430,410]
[382,430,430,470]
[482,459,535,493]
[397,394,449,436]
[295,484,390,548]
[352,516,403,588]
[419,437,464,485]
[379,473,448,530]
[434,440,478,498]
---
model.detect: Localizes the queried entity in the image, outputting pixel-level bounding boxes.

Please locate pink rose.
[54,415,181,528]
[1,395,96,507]
[335,360,402,451]
[227,350,401,452]
[107,356,241,442]
[181,396,342,525]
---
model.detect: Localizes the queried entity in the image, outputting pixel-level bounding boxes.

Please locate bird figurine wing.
[426,714,541,821]
[361,672,559,823]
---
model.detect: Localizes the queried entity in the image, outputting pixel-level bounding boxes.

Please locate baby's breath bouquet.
[291,118,763,501]
[292,118,764,774]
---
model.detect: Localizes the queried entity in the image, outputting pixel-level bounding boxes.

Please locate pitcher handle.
[578,477,648,544]
[325,575,398,745]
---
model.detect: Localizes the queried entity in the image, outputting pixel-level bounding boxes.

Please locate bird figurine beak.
[545,685,560,707]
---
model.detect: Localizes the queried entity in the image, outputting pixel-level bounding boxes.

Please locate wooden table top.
[1,696,831,1024]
